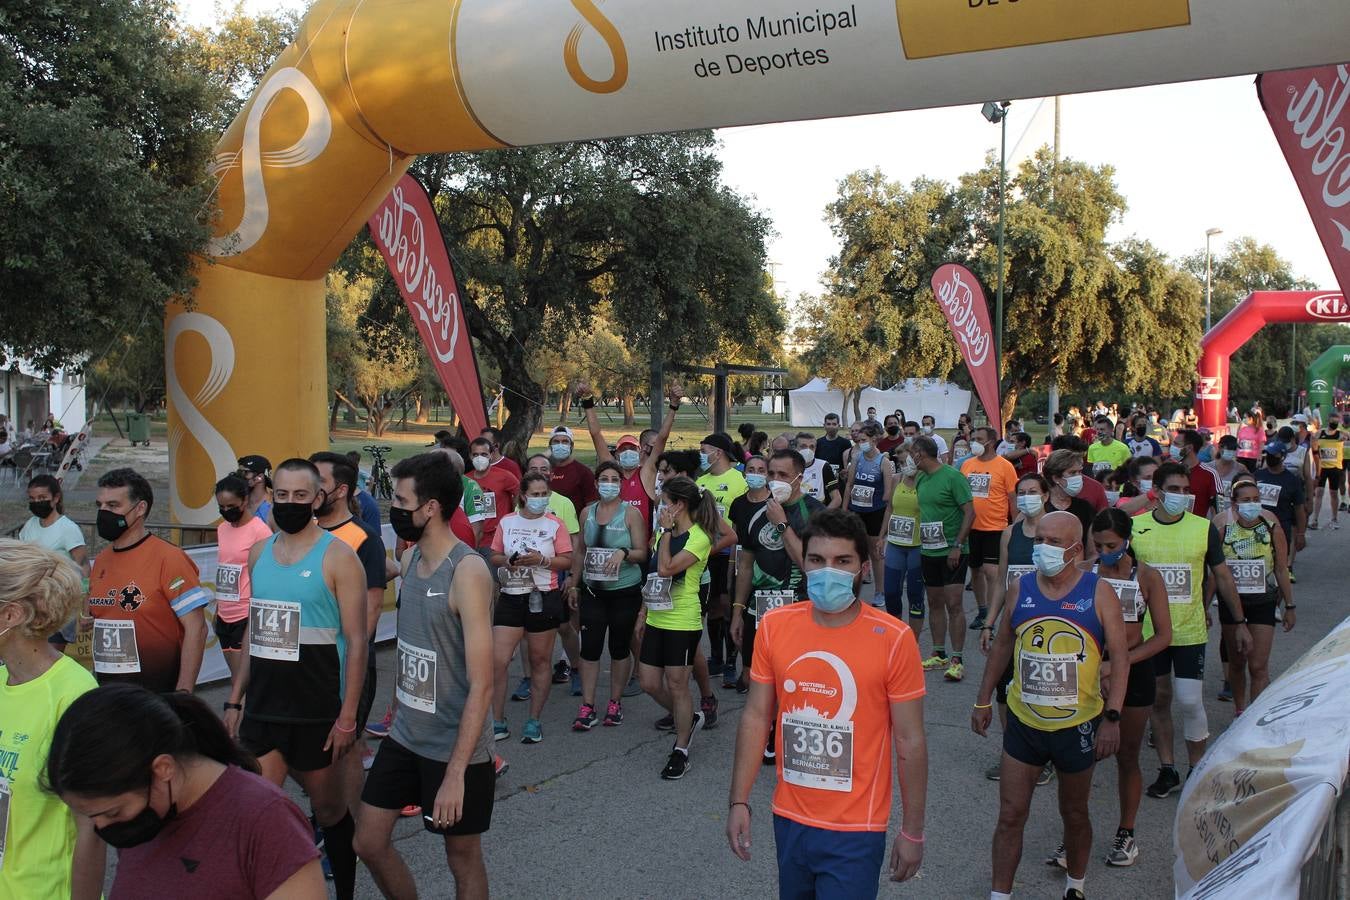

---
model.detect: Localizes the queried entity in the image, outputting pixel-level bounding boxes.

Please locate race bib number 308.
[1154,564,1194,604]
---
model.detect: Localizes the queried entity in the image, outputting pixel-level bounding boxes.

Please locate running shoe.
[969,610,987,631]
[735,673,749,695]
[1106,830,1139,867]
[602,700,624,727]
[570,670,582,697]
[944,660,964,682]
[1333,520,1341,530]
[552,660,571,684]
[1218,681,1233,702]
[521,718,543,744]
[400,805,421,818]
[365,706,393,738]
[1146,767,1181,798]
[622,675,642,697]
[700,694,719,730]
[510,677,531,701]
[1048,842,1066,869]
[493,754,509,778]
[493,719,509,741]
[654,713,675,732]
[572,703,598,731]
[661,749,690,780]
[921,653,949,671]
[985,760,1002,781]
[1064,890,1086,900]
[1309,519,1320,530]
[1037,764,1055,786]
[722,661,739,690]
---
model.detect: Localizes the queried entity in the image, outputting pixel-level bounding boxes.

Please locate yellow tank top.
[1006,572,1104,730]
[1220,516,1277,599]
[886,481,920,548]
[1318,432,1344,469]
[1132,512,1210,646]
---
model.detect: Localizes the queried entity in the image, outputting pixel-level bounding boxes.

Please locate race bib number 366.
[1226,559,1268,595]
[249,598,302,661]
[781,712,854,792]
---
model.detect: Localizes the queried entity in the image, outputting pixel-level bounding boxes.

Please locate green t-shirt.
[462,476,486,524]
[1086,438,1131,472]
[0,655,97,898]
[916,464,974,557]
[648,525,711,632]
[547,492,580,534]
[697,468,749,520]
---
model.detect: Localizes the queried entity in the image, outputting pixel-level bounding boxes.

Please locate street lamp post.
[981,101,1011,394]
[1204,227,1222,332]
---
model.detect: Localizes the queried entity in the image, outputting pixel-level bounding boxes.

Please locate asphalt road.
[191,517,1346,900]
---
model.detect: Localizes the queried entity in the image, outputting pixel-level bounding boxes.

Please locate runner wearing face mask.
[21,474,88,648]
[843,422,895,603]
[1086,418,1131,482]
[884,447,926,627]
[1126,416,1161,458]
[522,454,583,696]
[0,541,103,900]
[912,436,974,682]
[88,468,210,694]
[878,415,905,453]
[972,512,1129,900]
[49,685,326,899]
[796,432,842,508]
[1167,429,1221,518]
[1133,463,1249,800]
[488,474,573,745]
[920,416,948,457]
[961,427,1018,633]
[467,437,520,559]
[1256,438,1307,582]
[696,433,749,689]
[1206,436,1241,515]
[728,455,771,697]
[727,509,927,897]
[568,462,648,730]
[213,474,272,681]
[1235,412,1263,473]
[1212,478,1294,716]
[1312,414,1343,529]
[576,379,683,531]
[237,455,275,527]
[1042,450,1095,545]
[478,427,522,482]
[219,459,367,899]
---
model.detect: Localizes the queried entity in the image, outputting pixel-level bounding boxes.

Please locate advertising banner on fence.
[1174,615,1350,898]
[368,175,488,437]
[930,263,1001,422]
[1258,64,1350,300]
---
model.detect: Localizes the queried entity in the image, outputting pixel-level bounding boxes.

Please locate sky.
[181,1,1338,312]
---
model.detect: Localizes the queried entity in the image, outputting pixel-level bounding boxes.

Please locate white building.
[0,363,88,436]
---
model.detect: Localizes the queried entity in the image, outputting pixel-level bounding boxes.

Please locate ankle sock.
[1066,874,1085,894]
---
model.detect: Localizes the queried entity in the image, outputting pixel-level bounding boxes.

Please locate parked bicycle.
[363,445,394,499]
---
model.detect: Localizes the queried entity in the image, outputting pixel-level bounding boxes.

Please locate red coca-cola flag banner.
[368,174,488,438]
[930,263,1001,424]
[1258,64,1350,298]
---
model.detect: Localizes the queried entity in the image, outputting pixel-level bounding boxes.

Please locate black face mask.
[28,501,53,519]
[218,505,245,524]
[315,489,341,518]
[271,499,318,535]
[1134,426,1147,437]
[97,507,134,542]
[1265,455,1283,469]
[388,505,426,543]
[95,783,176,849]
[885,426,900,437]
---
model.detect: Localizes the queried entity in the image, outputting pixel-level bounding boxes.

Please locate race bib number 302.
[92,620,141,673]
[395,639,437,714]
[583,548,619,582]
[249,598,302,661]
[781,712,854,793]
[1154,564,1194,604]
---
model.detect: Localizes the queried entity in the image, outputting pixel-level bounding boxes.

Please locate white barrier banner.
[1175,616,1350,897]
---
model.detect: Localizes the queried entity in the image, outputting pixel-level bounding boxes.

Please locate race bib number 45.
[93,620,141,674]
[641,574,673,611]
[1154,564,1194,604]
[781,712,854,793]
[249,598,302,661]
[396,639,437,714]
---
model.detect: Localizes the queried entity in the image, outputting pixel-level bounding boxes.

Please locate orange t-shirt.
[961,454,1019,532]
[750,603,924,832]
[88,535,209,693]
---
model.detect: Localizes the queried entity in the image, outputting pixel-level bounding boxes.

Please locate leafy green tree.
[326,270,419,436]
[0,0,214,371]
[182,1,300,135]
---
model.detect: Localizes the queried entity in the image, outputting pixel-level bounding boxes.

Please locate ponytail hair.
[661,475,721,541]
[1091,507,1137,559]
[45,684,259,798]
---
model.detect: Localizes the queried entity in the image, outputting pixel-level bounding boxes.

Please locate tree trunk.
[622,392,635,427]
[413,393,429,423]
[498,347,544,466]
[559,392,574,427]
[329,393,342,432]
[850,390,862,423]
[1000,388,1020,429]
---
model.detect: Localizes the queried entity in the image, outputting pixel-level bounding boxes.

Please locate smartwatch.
[1103,708,1121,723]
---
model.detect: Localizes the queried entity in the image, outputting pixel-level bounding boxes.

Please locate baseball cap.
[616,434,640,450]
[701,433,736,457]
[1263,440,1288,457]
[551,426,575,442]
[237,454,271,475]
[1292,414,1309,424]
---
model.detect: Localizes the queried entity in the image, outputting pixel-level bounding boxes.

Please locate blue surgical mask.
[618,449,641,469]
[1161,491,1189,515]
[525,495,550,514]
[1098,540,1129,567]
[1237,501,1263,521]
[745,473,768,490]
[1016,494,1044,516]
[806,567,857,613]
[551,442,572,461]
[597,482,621,501]
[1169,444,1183,460]
[1063,474,1083,496]
[1105,490,1121,505]
[699,452,711,472]
[1032,542,1073,577]
[1221,449,1237,462]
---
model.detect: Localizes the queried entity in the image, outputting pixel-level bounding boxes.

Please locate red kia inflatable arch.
[1196,290,1350,432]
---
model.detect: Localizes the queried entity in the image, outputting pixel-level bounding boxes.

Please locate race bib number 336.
[781,712,853,793]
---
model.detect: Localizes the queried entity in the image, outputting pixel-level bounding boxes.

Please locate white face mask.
[1015,494,1044,516]
[969,442,986,457]
[858,441,872,455]
[921,425,933,435]
[769,480,793,503]
[471,455,490,473]
[799,448,815,466]
[901,459,917,477]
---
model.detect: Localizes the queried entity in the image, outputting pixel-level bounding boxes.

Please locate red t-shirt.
[111,765,318,900]
[490,455,522,482]
[751,603,925,832]
[468,467,520,548]
[1077,474,1108,513]
[1189,463,1221,518]
[876,436,904,453]
[450,506,475,546]
[618,467,652,534]
[550,459,598,511]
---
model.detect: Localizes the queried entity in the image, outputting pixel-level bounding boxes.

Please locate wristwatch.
[1103,708,1121,723]
[224,701,243,712]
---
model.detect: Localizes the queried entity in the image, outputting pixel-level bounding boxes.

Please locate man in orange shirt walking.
[961,426,1019,631]
[727,508,928,898]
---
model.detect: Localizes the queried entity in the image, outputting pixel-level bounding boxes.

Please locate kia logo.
[1305,294,1350,319]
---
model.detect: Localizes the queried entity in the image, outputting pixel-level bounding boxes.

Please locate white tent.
[788,377,970,428]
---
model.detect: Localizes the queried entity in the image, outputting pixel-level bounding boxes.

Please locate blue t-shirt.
[357,490,382,534]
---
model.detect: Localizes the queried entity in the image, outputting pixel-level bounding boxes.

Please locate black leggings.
[579,583,642,662]
[739,606,758,670]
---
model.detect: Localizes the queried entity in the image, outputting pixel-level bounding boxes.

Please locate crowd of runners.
[2,388,1338,898]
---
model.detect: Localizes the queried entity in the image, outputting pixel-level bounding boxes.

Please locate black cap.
[237,454,271,475]
[426,429,454,447]
[701,433,736,457]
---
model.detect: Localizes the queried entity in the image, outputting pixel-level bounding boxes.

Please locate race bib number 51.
[781,711,853,792]
[93,620,141,673]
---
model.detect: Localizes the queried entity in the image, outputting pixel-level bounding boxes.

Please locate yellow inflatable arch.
[171,0,1350,522]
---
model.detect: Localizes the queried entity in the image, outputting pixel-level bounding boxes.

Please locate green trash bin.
[126,412,150,446]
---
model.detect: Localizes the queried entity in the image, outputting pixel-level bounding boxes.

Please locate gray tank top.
[389,543,492,764]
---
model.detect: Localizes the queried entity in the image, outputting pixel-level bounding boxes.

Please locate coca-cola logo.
[1304,293,1350,320]
[374,185,460,363]
[934,267,991,366]
[1284,65,1350,251]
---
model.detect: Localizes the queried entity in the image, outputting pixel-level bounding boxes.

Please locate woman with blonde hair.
[0,539,103,898]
